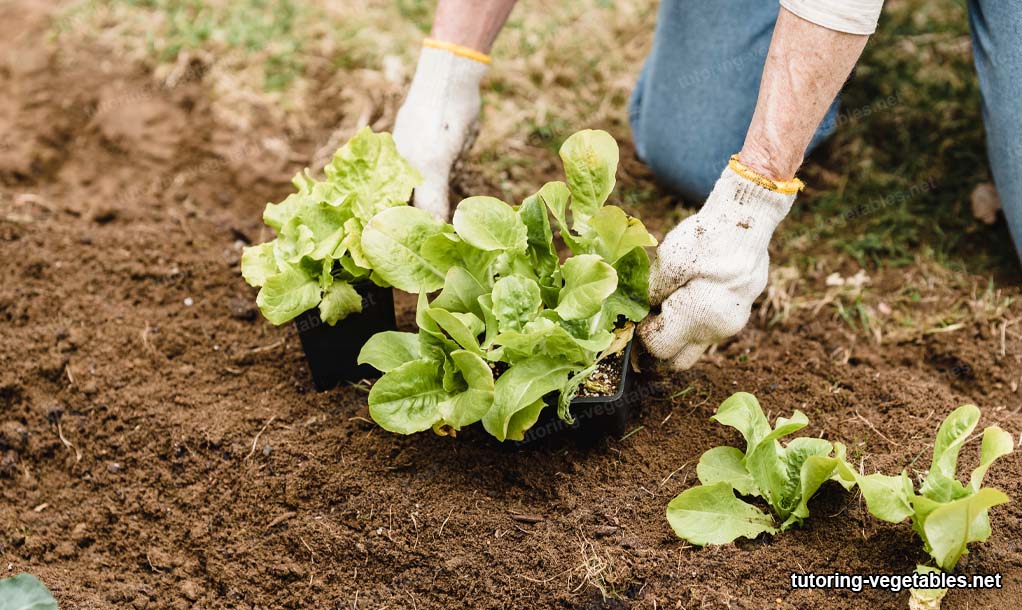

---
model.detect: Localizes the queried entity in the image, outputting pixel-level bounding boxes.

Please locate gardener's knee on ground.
[642,146,722,202]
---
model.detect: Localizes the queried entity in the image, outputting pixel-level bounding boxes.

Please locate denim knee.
[631,79,841,203]
[641,136,730,202]
[969,0,1022,262]
[627,0,842,202]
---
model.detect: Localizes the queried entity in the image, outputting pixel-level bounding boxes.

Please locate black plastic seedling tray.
[513,339,639,447]
[293,281,396,391]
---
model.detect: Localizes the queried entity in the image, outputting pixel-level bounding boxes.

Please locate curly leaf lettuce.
[241,127,421,326]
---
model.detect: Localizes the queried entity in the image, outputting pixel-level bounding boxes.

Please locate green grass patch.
[783,0,1017,273]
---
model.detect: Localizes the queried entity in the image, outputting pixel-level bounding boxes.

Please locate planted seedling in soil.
[357,129,657,442]
[840,405,1013,609]
[240,127,419,388]
[666,392,855,544]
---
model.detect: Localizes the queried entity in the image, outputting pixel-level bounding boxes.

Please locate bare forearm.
[739,7,870,181]
[432,0,517,53]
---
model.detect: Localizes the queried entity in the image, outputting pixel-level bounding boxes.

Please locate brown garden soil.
[2,3,1021,609]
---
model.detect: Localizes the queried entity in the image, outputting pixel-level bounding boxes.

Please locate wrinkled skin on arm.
[739,7,870,181]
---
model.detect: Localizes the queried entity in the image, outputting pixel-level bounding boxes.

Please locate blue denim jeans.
[630,0,1022,261]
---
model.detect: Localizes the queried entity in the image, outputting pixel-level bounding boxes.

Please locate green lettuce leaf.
[492,318,589,367]
[558,129,618,232]
[666,482,778,546]
[319,281,362,325]
[426,307,483,354]
[710,392,772,450]
[431,267,487,317]
[281,201,352,261]
[582,205,657,263]
[601,246,651,325]
[919,404,979,502]
[255,264,321,325]
[482,357,573,441]
[556,254,618,321]
[241,242,279,288]
[368,359,448,434]
[923,488,1010,571]
[358,331,421,373]
[968,425,1013,493]
[439,350,495,429]
[420,232,499,288]
[361,206,447,293]
[452,196,528,253]
[776,437,834,519]
[696,445,759,497]
[854,471,916,523]
[504,398,547,442]
[325,126,422,222]
[518,190,559,279]
[0,574,59,610]
[491,275,542,333]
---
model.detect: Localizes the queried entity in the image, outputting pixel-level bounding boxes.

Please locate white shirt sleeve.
[780,0,885,35]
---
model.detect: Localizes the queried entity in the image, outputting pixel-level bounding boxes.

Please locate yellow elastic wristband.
[423,38,491,65]
[728,154,804,195]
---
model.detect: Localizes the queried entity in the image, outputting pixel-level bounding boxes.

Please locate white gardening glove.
[393,39,489,220]
[638,157,803,370]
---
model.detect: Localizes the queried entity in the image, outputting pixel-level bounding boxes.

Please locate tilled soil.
[2,4,1021,610]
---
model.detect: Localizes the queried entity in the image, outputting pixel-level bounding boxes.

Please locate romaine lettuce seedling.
[240,127,421,325]
[358,130,657,442]
[666,392,854,545]
[841,404,1012,599]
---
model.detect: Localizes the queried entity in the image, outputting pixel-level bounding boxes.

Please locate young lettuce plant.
[240,127,421,325]
[666,392,854,545]
[840,405,1012,608]
[357,129,657,441]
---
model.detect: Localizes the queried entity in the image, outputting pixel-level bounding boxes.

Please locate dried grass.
[55,0,1022,343]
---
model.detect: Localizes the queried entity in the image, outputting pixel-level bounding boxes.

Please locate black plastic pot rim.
[570,338,635,405]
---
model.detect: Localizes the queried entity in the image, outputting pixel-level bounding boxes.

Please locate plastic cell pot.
[513,338,641,447]
[293,281,396,391]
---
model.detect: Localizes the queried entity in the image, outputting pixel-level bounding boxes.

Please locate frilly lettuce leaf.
[243,127,422,326]
[361,206,447,293]
[240,242,279,288]
[325,126,422,222]
[254,264,322,326]
[319,281,362,325]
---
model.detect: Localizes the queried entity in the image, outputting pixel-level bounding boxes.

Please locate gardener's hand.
[638,158,801,370]
[393,40,489,220]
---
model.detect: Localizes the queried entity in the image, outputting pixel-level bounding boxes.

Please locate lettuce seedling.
[842,405,1012,572]
[666,392,854,545]
[0,573,59,609]
[358,130,657,441]
[240,127,421,325]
